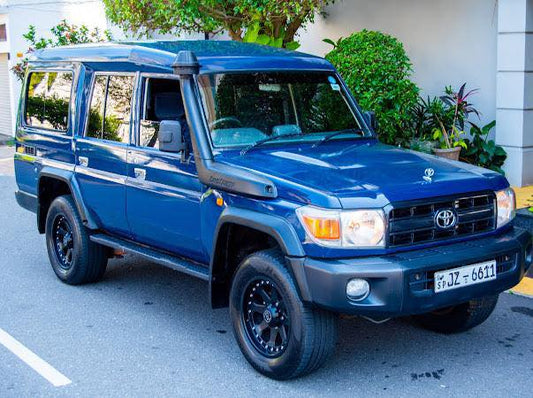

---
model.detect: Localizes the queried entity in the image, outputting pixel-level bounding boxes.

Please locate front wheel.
[412,294,499,334]
[230,249,337,380]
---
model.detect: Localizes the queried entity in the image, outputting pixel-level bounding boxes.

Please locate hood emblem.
[435,209,457,229]
[423,168,435,182]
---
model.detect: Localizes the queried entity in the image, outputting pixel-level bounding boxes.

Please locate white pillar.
[497,0,533,186]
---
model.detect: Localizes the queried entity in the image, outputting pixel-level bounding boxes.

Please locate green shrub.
[462,121,507,175]
[325,30,419,146]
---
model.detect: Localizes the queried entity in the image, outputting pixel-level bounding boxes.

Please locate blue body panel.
[13,41,532,315]
[126,148,207,263]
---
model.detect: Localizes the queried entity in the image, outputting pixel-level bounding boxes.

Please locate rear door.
[15,69,76,196]
[126,75,206,263]
[75,72,135,236]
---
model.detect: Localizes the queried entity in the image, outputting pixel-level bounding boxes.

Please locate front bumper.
[300,227,532,317]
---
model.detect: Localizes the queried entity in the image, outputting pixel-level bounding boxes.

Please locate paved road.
[0,146,14,176]
[1,160,532,397]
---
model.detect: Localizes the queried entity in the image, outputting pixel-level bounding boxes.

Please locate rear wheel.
[413,294,499,334]
[230,249,337,380]
[45,195,108,284]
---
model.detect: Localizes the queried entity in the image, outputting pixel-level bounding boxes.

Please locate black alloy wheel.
[45,195,108,285]
[230,249,338,380]
[243,277,290,358]
[53,215,74,270]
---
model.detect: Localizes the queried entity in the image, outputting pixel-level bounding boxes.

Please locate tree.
[11,20,111,81]
[103,0,334,49]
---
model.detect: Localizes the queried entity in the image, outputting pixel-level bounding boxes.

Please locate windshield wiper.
[311,128,365,148]
[240,133,305,155]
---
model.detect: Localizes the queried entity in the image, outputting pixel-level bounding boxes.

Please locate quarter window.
[87,75,134,143]
[25,71,72,132]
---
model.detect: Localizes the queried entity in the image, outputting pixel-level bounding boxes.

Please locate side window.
[87,74,134,143]
[25,71,72,132]
[139,77,186,149]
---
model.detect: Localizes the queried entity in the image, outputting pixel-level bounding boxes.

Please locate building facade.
[0,0,530,186]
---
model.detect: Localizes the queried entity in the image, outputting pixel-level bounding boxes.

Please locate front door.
[75,72,135,237]
[126,76,206,263]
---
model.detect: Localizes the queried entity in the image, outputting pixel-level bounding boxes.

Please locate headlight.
[296,206,386,248]
[496,188,516,228]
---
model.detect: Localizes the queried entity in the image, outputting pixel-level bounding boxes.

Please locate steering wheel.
[209,116,243,130]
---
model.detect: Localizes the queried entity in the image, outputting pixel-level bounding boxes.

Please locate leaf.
[322,38,337,48]
[285,41,300,51]
[482,120,496,135]
[243,22,260,43]
[255,34,272,45]
[271,37,283,48]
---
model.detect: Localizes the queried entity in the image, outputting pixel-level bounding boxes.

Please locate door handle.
[134,168,146,180]
[78,156,88,167]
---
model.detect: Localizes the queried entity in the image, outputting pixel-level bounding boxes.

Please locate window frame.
[133,73,183,153]
[22,69,75,135]
[83,71,137,145]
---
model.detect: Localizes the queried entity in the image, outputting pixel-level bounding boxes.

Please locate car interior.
[140,77,189,149]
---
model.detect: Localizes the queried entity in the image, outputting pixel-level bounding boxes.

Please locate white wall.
[297,0,499,128]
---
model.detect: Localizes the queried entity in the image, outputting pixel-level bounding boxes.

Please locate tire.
[413,294,499,334]
[229,249,337,380]
[45,195,108,285]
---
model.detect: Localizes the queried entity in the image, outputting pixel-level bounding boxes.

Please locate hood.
[216,140,508,208]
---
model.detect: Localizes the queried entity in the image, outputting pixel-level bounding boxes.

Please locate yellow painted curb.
[513,185,533,209]
[510,277,533,297]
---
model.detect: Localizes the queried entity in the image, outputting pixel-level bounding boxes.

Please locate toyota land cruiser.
[14,41,532,380]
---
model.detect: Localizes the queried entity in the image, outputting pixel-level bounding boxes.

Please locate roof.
[30,40,335,73]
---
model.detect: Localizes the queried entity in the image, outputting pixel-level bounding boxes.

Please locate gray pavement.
[0,146,14,176]
[0,170,532,397]
[0,133,12,145]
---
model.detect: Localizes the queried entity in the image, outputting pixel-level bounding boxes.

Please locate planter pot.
[433,146,462,161]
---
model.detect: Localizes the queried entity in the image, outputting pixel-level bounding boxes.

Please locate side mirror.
[158,120,186,153]
[363,111,378,132]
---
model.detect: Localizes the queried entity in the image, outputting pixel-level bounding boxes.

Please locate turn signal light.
[301,215,340,240]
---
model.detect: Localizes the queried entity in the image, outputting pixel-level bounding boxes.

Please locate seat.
[152,92,190,146]
[154,92,185,121]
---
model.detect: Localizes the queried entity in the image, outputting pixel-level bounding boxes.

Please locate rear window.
[25,71,73,132]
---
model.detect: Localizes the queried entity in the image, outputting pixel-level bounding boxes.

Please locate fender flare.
[209,207,312,305]
[38,167,98,231]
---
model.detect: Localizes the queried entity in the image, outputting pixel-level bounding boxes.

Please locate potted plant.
[429,83,479,160]
[432,125,467,160]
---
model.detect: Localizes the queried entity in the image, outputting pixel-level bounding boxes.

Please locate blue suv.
[14,41,532,379]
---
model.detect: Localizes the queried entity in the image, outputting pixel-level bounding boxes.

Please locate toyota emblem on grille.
[435,209,456,229]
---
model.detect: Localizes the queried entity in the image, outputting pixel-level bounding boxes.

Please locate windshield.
[197,72,371,149]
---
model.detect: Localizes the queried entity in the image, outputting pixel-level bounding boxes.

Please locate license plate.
[434,260,497,293]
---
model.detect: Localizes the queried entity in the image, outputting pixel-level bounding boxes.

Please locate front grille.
[388,192,496,247]
[409,253,517,293]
